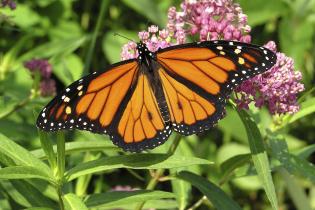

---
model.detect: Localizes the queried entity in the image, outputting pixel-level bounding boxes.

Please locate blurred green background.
[0,0,315,210]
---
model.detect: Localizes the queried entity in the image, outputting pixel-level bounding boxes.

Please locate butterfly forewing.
[37,60,138,133]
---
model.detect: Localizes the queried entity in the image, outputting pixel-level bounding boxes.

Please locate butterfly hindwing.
[109,71,172,152]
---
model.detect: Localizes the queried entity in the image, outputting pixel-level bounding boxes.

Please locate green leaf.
[278,168,312,210]
[97,199,177,210]
[220,153,251,184]
[296,144,315,159]
[53,54,84,85]
[237,109,278,210]
[287,97,315,124]
[0,133,51,173]
[102,30,138,63]
[122,0,167,25]
[56,132,65,181]
[27,179,59,201]
[279,18,314,69]
[31,140,118,159]
[170,140,196,210]
[217,143,250,164]
[269,135,315,183]
[64,193,88,210]
[85,190,175,209]
[171,177,190,210]
[0,166,55,184]
[66,154,212,181]
[218,107,247,143]
[48,20,83,41]
[24,208,54,210]
[0,94,20,119]
[19,36,88,62]
[38,131,56,170]
[238,0,288,26]
[8,180,57,208]
[1,4,40,28]
[177,171,242,210]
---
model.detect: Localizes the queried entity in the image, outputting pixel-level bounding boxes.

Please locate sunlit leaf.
[64,193,88,210]
[122,0,167,25]
[0,166,55,184]
[269,135,315,184]
[53,54,84,85]
[85,190,175,209]
[19,36,88,62]
[278,168,312,210]
[66,154,212,181]
[102,30,138,63]
[0,133,51,173]
[8,180,57,208]
[238,0,288,26]
[220,153,251,184]
[287,97,315,124]
[31,140,118,159]
[237,109,278,210]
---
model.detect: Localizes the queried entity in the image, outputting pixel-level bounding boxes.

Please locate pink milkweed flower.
[24,59,56,97]
[1,0,16,10]
[167,0,251,42]
[24,59,52,79]
[121,25,175,60]
[235,41,305,115]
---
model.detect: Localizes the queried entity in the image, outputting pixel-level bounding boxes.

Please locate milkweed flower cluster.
[1,0,16,10]
[120,0,304,115]
[235,41,305,114]
[121,25,174,60]
[167,0,251,42]
[24,59,56,97]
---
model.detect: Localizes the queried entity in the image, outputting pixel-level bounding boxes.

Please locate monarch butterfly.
[37,40,276,152]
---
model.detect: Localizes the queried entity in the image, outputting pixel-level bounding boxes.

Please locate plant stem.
[187,196,207,210]
[57,184,65,210]
[56,132,66,209]
[84,0,108,73]
[134,134,182,210]
[57,132,66,180]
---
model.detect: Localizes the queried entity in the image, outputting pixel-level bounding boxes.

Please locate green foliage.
[1,1,315,210]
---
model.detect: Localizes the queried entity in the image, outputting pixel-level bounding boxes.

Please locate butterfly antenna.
[114,33,135,42]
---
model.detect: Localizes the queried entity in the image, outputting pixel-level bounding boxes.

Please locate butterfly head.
[137,42,155,63]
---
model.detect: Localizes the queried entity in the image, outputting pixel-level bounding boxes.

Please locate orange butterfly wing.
[156,40,276,134]
[37,60,171,152]
[112,72,171,151]
[37,60,139,133]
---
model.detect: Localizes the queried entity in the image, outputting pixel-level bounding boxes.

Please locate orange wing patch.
[87,62,137,92]
[118,74,165,143]
[158,48,216,60]
[159,68,215,125]
[157,47,237,96]
[75,61,138,127]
